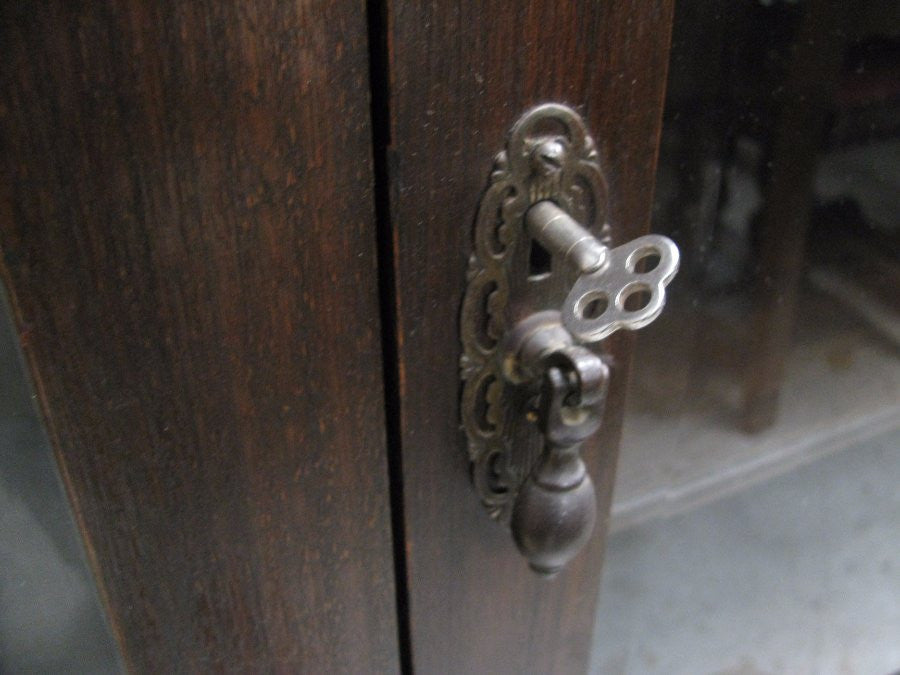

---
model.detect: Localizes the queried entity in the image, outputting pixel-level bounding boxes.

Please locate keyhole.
[528,238,552,279]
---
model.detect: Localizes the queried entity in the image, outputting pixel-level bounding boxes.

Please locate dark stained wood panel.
[0,1,398,671]
[384,3,675,673]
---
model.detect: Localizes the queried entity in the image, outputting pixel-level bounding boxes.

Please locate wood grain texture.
[0,2,398,671]
[384,3,674,673]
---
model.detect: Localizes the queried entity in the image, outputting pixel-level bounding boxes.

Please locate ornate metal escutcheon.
[460,103,680,575]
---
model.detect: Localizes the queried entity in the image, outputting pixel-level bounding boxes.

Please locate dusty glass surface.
[0,290,122,673]
[591,1,900,672]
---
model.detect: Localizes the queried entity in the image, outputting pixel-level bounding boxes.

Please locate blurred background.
[592,0,900,673]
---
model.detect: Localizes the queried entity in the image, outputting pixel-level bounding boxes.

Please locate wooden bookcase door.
[0,2,398,671]
[1,2,677,672]
[382,2,675,673]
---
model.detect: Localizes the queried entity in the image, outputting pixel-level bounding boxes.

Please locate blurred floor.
[591,426,900,675]
[610,278,900,531]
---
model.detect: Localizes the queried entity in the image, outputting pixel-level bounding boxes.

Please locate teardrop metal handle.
[511,349,607,576]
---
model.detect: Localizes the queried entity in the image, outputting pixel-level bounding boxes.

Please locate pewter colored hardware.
[460,103,679,574]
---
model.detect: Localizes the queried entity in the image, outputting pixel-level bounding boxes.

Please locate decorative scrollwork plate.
[459,103,610,522]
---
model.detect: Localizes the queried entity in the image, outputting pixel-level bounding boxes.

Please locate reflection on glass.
[0,290,121,673]
[592,0,900,672]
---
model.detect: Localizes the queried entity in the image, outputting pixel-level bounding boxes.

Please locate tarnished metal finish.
[460,103,680,572]
[512,357,608,576]
[460,103,610,521]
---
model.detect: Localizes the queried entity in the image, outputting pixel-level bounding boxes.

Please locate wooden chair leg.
[741,0,850,432]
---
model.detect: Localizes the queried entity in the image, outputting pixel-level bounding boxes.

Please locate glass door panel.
[592,1,900,671]
[0,289,121,673]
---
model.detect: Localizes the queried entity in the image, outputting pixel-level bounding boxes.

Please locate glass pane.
[0,288,122,673]
[592,1,900,672]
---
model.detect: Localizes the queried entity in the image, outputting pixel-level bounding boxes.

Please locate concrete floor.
[591,427,900,675]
